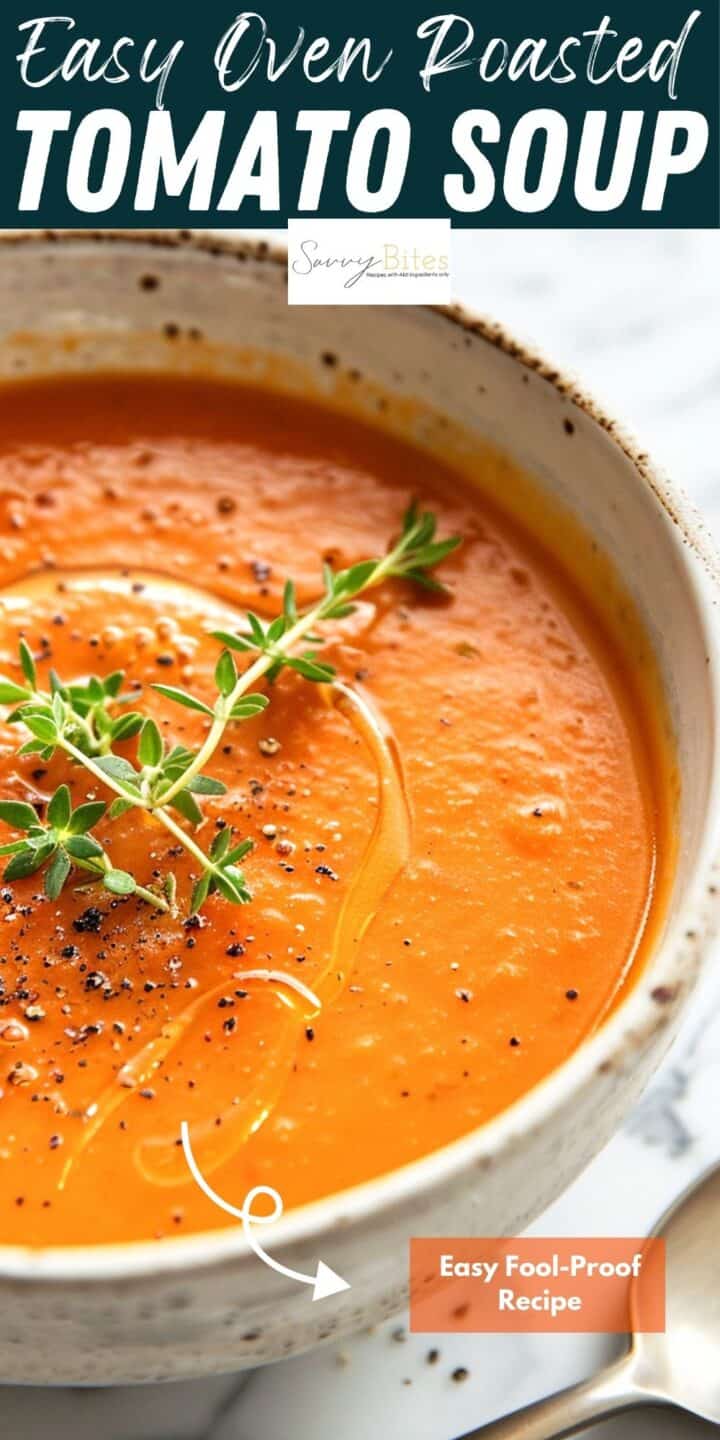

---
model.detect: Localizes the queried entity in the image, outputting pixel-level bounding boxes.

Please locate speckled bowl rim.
[0,228,717,1284]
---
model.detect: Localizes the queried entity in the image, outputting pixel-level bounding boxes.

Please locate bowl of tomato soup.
[0,232,716,1384]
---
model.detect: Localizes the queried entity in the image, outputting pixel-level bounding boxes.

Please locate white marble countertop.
[2,229,720,1440]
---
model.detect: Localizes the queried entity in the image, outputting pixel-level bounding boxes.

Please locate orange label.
[409,1237,665,1333]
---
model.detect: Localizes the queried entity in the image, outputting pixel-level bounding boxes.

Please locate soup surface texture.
[0,375,667,1246]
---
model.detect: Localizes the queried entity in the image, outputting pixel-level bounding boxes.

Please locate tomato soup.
[0,374,669,1246]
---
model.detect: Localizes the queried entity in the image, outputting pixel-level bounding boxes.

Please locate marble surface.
[2,229,720,1439]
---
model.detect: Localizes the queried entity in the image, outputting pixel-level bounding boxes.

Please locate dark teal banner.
[3,3,718,226]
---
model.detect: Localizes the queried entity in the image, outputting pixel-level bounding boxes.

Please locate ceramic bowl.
[0,232,717,1385]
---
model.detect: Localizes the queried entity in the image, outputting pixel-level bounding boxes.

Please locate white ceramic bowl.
[0,232,717,1385]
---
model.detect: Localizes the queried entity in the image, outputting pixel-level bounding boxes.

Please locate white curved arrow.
[180,1121,350,1302]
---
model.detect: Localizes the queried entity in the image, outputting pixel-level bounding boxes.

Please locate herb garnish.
[0,786,168,910]
[0,504,460,916]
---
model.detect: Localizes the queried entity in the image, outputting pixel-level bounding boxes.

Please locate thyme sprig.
[0,503,460,916]
[0,650,260,915]
[0,641,145,759]
[0,785,170,911]
[156,503,461,806]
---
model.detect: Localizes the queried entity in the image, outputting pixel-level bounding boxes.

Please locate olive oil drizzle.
[58,680,412,1189]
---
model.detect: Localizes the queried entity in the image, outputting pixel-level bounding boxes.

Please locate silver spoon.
[457,1159,720,1438]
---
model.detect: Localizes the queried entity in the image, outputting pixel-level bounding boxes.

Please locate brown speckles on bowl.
[651,985,679,1005]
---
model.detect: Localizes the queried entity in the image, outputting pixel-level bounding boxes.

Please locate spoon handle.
[455,1357,648,1440]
